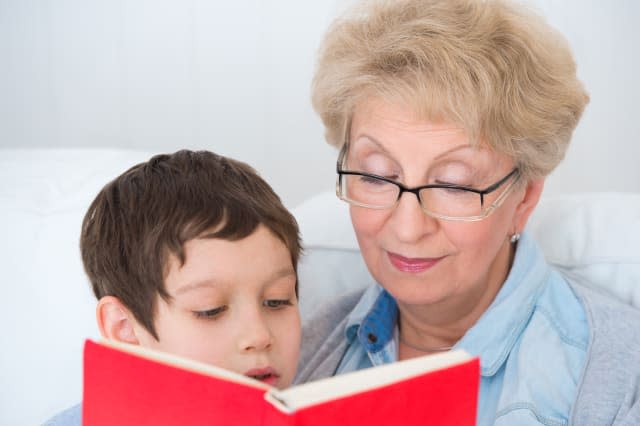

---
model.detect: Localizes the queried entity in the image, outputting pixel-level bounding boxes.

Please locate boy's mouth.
[244,367,279,386]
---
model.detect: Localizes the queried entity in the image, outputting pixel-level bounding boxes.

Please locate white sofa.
[1,148,639,425]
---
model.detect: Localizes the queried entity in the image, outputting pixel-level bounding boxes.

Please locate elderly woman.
[295,0,640,425]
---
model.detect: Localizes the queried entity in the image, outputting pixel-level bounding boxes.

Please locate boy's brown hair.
[81,150,301,339]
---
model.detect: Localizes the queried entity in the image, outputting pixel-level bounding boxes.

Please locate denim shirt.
[336,232,589,426]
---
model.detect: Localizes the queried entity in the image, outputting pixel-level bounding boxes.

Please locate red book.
[83,338,479,426]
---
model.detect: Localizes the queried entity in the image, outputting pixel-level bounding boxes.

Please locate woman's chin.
[381,279,454,308]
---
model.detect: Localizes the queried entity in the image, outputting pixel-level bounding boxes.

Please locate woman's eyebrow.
[353,133,475,162]
[432,144,477,161]
[351,134,393,157]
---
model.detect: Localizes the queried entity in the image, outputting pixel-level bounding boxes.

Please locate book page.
[268,349,471,412]
[100,338,271,390]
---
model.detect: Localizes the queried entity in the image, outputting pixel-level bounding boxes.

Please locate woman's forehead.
[351,97,466,132]
[347,98,514,169]
[350,99,472,146]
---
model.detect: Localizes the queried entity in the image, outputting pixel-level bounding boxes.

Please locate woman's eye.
[435,176,469,185]
[359,175,386,186]
[193,306,227,319]
[359,174,397,185]
[263,299,293,309]
[439,185,469,193]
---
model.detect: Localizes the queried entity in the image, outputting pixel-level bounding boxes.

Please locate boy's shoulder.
[42,404,81,426]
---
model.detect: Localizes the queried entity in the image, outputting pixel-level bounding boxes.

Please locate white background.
[0,1,639,425]
[1,0,639,209]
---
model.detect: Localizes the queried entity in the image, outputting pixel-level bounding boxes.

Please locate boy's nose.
[238,314,273,352]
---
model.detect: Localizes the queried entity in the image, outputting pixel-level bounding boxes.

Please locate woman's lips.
[244,367,280,386]
[387,252,444,273]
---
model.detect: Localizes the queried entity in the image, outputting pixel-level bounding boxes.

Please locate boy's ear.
[96,296,140,345]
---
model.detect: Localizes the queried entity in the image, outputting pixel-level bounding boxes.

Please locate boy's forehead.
[162,225,295,295]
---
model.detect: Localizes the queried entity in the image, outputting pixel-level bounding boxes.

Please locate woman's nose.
[389,191,439,242]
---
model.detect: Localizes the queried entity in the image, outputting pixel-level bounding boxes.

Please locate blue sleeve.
[42,404,81,426]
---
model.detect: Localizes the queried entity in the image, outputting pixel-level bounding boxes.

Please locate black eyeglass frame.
[336,142,521,222]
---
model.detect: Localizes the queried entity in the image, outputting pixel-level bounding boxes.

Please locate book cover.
[82,338,479,426]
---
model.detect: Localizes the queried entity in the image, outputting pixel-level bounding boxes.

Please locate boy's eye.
[263,299,293,309]
[193,306,227,319]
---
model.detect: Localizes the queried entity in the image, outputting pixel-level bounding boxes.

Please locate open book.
[83,338,479,425]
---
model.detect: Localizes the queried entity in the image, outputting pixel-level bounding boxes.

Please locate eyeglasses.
[336,143,520,222]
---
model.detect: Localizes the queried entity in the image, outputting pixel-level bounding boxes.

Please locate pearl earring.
[510,233,521,244]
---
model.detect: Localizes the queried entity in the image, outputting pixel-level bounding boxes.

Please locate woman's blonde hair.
[311,0,589,181]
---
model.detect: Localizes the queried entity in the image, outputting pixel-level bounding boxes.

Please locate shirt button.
[367,333,378,344]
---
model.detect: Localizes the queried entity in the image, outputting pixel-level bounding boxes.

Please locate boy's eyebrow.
[265,267,297,283]
[173,267,296,296]
[173,280,221,296]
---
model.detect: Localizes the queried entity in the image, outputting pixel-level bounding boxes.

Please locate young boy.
[44,150,302,425]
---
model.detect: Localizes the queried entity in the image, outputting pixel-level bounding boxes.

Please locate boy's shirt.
[42,403,80,426]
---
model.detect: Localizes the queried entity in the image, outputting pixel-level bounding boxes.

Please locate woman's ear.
[96,296,140,344]
[512,178,545,234]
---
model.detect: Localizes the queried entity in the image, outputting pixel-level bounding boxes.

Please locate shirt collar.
[345,285,398,353]
[458,231,550,376]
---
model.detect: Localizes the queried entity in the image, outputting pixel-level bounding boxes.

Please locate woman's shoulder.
[301,287,365,332]
[572,280,640,359]
[295,288,366,384]
[571,280,640,321]
[570,283,640,425]
[569,280,640,354]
